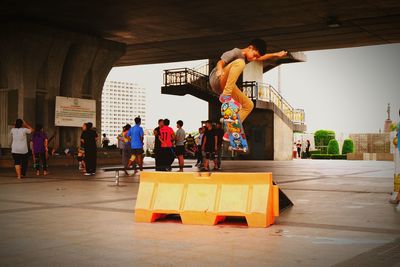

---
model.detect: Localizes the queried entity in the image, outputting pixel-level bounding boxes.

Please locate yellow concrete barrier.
[135,172,279,228]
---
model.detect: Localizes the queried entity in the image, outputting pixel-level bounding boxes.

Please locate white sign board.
[55,96,96,127]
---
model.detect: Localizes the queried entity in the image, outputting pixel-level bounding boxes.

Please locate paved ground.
[0,159,399,267]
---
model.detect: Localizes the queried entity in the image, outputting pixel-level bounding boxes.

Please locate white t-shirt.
[10,128,31,154]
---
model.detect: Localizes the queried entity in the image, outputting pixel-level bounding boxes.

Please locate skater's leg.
[220,59,246,96]
[231,87,254,122]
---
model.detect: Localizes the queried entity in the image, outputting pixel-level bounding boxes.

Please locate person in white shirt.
[10,119,33,179]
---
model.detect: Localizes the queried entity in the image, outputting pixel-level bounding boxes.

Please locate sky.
[106,43,400,134]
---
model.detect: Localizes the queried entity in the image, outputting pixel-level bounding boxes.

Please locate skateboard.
[220,99,248,152]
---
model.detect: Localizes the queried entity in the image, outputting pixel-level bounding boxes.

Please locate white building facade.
[101,80,146,145]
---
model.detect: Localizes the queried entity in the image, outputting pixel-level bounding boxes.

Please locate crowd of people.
[8,116,227,179]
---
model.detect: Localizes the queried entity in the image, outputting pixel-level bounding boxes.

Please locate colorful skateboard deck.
[221,100,248,152]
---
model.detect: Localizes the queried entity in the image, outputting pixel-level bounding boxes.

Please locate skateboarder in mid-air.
[209,39,288,150]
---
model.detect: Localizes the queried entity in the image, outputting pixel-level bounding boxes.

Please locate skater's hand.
[276,50,288,58]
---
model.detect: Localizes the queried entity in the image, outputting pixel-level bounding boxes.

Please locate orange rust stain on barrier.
[134,172,279,228]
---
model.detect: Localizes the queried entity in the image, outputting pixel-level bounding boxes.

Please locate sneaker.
[223,132,230,142]
[219,94,232,103]
[84,173,92,176]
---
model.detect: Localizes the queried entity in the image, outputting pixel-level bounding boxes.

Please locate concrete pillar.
[0,22,125,149]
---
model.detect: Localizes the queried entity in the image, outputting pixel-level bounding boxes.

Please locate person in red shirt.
[158,119,176,171]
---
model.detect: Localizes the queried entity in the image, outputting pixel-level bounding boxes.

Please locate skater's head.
[245,38,266,61]
[86,122,93,130]
[163,119,170,126]
[177,120,183,128]
[103,133,106,137]
[15,119,23,128]
[158,119,164,127]
[134,117,141,125]
[199,127,203,133]
[216,122,222,129]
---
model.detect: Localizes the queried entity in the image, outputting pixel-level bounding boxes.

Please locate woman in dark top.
[80,122,98,176]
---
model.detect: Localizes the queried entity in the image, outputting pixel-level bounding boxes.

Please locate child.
[201,120,218,171]
[209,39,288,124]
[31,124,49,176]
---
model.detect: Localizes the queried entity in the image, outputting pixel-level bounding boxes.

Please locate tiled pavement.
[0,159,399,267]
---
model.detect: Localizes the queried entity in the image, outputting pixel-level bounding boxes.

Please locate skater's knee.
[244,98,254,111]
[248,100,254,110]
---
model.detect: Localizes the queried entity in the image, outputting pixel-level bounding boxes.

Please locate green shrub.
[314,130,335,154]
[342,139,354,155]
[311,154,347,160]
[327,139,340,155]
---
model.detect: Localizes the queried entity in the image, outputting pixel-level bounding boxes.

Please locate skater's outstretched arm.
[256,50,288,62]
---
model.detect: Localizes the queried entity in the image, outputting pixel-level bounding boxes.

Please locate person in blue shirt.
[126,117,144,172]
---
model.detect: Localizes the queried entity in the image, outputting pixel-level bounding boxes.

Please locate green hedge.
[314,130,335,146]
[311,154,347,160]
[327,139,340,154]
[342,139,354,154]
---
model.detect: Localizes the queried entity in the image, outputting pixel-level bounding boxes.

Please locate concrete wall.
[273,113,294,160]
[0,22,125,149]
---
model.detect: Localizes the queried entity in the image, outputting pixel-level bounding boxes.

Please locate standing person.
[159,119,175,171]
[31,124,49,176]
[195,127,204,167]
[175,120,186,172]
[209,39,287,123]
[10,119,33,179]
[153,119,164,171]
[296,140,302,159]
[126,117,144,174]
[118,124,131,175]
[215,122,224,169]
[80,122,98,176]
[77,123,86,172]
[202,120,218,171]
[102,133,110,148]
[306,140,311,158]
[391,109,400,210]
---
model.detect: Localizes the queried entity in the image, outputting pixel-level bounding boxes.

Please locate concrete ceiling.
[2,0,400,66]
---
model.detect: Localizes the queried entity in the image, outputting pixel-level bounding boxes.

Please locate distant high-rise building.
[101,80,147,145]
